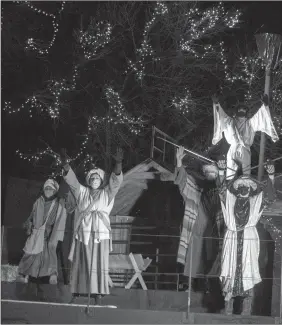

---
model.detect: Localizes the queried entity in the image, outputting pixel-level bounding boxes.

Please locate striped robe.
[175,166,212,277]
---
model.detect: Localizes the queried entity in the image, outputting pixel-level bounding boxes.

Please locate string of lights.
[15,133,91,168]
[15,148,62,165]
[180,3,241,56]
[18,1,66,55]
[3,65,79,118]
[126,1,168,81]
[172,89,196,114]
[15,132,101,176]
[218,45,282,136]
[76,20,112,60]
[88,87,144,135]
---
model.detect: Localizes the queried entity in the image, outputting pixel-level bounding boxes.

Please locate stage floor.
[1,300,279,324]
[1,282,280,324]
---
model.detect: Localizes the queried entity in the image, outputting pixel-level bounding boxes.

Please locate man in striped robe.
[175,146,215,288]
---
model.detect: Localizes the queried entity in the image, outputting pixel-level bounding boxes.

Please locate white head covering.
[43,179,59,192]
[233,176,257,191]
[86,168,105,185]
[202,164,218,180]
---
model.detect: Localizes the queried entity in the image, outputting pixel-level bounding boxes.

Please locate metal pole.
[187,235,193,316]
[150,126,156,159]
[157,137,215,164]
[86,233,95,314]
[1,226,4,261]
[258,69,271,181]
[279,247,282,324]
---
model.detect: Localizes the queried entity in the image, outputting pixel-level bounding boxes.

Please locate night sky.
[2,1,282,183]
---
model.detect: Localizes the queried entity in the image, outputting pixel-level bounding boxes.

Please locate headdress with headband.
[202,164,218,180]
[86,168,105,185]
[43,179,59,192]
[233,176,258,191]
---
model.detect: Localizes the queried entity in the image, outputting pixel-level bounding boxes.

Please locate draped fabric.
[63,167,123,295]
[212,103,278,180]
[220,190,263,301]
[173,166,214,277]
[18,197,67,278]
[174,166,203,266]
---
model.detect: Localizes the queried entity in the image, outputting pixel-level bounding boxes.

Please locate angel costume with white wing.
[212,102,279,180]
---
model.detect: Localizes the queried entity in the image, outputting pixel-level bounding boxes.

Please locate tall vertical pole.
[258,68,271,181]
[276,248,282,324]
[187,236,193,316]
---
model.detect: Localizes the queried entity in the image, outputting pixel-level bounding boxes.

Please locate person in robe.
[174,146,215,291]
[216,158,276,315]
[17,179,67,285]
[60,148,123,305]
[212,94,278,180]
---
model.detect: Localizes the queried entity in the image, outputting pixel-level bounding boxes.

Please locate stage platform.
[2,300,279,324]
[2,282,280,324]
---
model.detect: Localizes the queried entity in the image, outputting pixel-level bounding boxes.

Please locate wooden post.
[258,68,271,181]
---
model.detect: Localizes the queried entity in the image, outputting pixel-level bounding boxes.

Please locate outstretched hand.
[265,159,275,175]
[176,146,186,166]
[217,159,227,171]
[113,147,124,163]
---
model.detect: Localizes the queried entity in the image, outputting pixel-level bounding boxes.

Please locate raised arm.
[261,160,276,210]
[174,146,188,195]
[212,95,231,145]
[60,149,87,209]
[105,147,124,204]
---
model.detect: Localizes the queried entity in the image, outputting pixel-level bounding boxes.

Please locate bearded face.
[236,106,247,118]
[236,185,251,197]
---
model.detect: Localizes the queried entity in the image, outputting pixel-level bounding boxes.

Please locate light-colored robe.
[19,196,67,278]
[63,167,123,261]
[213,103,279,179]
[220,189,263,301]
[23,197,67,255]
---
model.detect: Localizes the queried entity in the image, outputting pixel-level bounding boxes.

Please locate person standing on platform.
[60,147,123,305]
[17,179,67,285]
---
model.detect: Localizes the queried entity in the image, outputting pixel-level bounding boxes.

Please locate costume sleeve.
[212,103,231,145]
[56,200,67,242]
[63,167,87,210]
[174,166,188,196]
[249,104,279,142]
[65,190,77,214]
[105,172,123,205]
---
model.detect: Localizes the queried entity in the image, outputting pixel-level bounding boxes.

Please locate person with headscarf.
[211,94,278,180]
[17,179,67,284]
[60,148,123,305]
[174,146,215,291]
